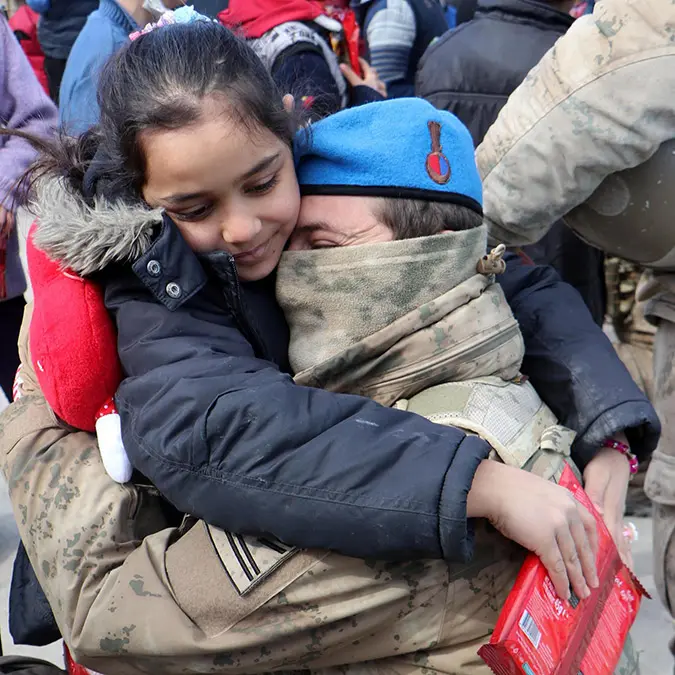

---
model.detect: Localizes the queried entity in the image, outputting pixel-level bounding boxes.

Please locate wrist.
[602,436,639,475]
[467,460,502,518]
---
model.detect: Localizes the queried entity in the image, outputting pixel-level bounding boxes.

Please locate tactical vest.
[395,376,577,482]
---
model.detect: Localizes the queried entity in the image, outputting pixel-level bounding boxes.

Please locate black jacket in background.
[417,0,573,144]
[191,0,228,16]
[34,0,98,60]
[416,0,607,324]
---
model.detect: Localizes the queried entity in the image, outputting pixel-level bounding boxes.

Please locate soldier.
[474,0,675,661]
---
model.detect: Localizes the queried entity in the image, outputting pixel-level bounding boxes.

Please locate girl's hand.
[468,460,599,601]
[340,58,388,98]
[583,441,633,567]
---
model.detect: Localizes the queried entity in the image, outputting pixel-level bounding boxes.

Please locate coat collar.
[99,0,139,33]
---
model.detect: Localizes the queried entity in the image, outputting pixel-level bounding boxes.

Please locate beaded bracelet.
[603,438,639,475]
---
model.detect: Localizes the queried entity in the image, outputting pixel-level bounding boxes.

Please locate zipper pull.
[477,243,506,276]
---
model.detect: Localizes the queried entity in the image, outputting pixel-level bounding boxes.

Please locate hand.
[340,58,388,98]
[0,205,15,240]
[468,460,599,601]
[583,439,633,568]
[282,94,295,114]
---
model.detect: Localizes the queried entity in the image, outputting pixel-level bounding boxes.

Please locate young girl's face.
[141,99,300,282]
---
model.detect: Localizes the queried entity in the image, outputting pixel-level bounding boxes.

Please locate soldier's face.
[289,195,393,250]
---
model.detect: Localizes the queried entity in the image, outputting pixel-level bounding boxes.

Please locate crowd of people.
[0,0,671,674]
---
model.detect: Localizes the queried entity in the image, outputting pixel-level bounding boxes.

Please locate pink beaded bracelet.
[603,438,639,475]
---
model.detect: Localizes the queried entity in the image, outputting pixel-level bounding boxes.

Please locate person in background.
[219,0,385,120]
[9,2,49,95]
[351,0,448,98]
[26,0,98,103]
[59,0,182,134]
[416,0,606,326]
[0,13,56,403]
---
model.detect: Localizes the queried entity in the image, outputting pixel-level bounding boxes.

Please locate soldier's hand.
[467,461,599,601]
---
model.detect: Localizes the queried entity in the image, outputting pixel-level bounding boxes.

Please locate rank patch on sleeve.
[207,527,298,596]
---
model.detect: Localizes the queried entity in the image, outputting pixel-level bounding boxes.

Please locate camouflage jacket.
[476,0,675,247]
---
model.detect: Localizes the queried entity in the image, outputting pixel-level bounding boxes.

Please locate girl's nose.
[221,210,263,246]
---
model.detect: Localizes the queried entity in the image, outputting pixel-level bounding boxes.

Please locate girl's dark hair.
[19,21,295,204]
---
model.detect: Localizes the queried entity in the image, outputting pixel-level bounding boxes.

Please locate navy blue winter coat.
[102,216,659,564]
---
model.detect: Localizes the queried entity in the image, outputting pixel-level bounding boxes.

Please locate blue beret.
[294,98,483,214]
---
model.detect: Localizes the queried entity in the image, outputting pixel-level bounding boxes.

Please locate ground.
[0,395,672,673]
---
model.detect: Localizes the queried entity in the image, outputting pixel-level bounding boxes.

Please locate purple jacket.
[0,15,57,300]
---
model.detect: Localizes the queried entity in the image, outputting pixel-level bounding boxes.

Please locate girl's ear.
[283,95,295,114]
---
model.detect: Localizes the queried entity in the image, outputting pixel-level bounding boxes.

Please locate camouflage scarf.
[276,226,525,405]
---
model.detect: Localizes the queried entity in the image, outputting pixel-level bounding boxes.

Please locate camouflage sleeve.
[477,0,675,246]
[0,306,200,672]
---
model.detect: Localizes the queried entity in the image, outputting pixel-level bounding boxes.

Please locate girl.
[6,12,653,671]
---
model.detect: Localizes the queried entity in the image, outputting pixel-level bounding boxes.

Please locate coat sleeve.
[499,252,660,468]
[364,0,416,96]
[108,270,491,563]
[0,17,57,205]
[476,0,675,246]
[59,51,105,134]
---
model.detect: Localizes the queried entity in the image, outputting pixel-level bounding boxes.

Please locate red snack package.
[64,644,96,675]
[479,465,648,675]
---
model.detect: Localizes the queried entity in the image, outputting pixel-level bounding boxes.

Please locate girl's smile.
[141,96,300,282]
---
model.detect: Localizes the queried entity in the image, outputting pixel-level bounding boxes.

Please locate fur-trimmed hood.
[31,176,164,276]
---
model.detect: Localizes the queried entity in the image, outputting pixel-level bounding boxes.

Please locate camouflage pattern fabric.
[279,230,568,480]
[606,259,656,357]
[277,227,494,376]
[606,259,655,516]
[644,275,675,661]
[476,0,675,249]
[2,360,524,675]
